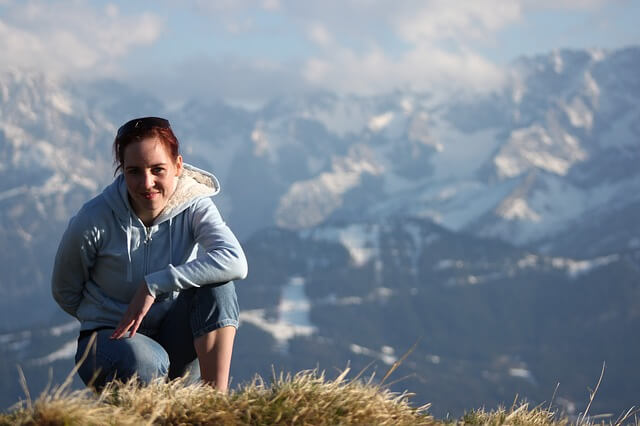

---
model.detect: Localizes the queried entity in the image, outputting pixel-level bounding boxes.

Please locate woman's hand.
[110,282,155,339]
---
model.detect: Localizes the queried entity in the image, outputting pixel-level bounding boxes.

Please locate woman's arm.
[51,212,99,317]
[144,197,248,297]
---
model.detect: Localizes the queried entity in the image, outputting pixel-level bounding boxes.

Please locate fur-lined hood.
[103,163,220,225]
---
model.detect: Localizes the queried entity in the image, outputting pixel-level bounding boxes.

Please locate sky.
[1,0,638,104]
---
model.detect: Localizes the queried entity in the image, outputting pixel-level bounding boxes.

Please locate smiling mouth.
[142,192,160,200]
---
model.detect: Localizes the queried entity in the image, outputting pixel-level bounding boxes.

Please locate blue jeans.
[75,282,238,389]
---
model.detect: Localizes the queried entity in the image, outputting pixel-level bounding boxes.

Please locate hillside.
[3,216,640,417]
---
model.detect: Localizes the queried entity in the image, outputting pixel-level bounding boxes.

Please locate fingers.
[111,316,135,339]
[128,315,144,339]
[110,282,155,340]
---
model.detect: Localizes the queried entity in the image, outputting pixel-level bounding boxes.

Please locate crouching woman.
[51,117,247,391]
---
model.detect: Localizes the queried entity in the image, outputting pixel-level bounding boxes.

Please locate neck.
[128,195,159,227]
[138,213,156,227]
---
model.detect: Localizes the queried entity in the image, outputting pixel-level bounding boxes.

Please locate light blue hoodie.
[51,164,248,335]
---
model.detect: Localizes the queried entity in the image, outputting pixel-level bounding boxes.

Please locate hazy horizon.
[1,0,638,104]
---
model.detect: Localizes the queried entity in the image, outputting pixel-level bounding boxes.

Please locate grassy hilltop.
[1,368,635,426]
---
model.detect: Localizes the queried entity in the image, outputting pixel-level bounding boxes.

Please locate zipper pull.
[145,227,152,244]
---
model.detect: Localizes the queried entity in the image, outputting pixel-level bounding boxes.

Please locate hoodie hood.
[102,163,220,225]
[101,163,221,282]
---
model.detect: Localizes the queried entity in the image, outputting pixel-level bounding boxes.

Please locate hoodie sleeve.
[144,197,248,296]
[51,211,99,318]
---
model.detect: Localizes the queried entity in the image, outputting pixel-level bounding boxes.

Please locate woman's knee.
[116,337,169,383]
[75,330,169,388]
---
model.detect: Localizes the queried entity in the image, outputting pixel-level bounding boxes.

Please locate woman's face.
[123,137,183,225]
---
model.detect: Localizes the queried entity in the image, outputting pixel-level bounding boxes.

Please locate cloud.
[151,0,626,100]
[188,0,280,13]
[392,1,522,43]
[308,22,333,47]
[262,0,280,11]
[1,0,630,102]
[301,44,505,96]
[289,1,519,95]
[134,54,308,105]
[522,0,620,9]
[282,0,622,95]
[0,1,163,77]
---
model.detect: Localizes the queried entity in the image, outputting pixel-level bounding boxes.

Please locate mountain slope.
[5,216,639,416]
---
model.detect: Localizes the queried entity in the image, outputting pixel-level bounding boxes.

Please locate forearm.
[145,247,247,296]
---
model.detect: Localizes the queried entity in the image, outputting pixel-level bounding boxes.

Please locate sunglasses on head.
[116,117,171,138]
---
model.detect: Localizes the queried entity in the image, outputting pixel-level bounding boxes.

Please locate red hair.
[113,126,180,175]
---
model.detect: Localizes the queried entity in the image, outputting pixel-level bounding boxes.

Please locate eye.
[126,169,139,175]
[152,167,166,174]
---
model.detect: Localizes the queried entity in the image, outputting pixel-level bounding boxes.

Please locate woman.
[51,117,247,391]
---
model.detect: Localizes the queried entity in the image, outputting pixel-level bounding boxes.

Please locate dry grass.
[459,402,569,426]
[2,366,637,425]
[458,401,639,426]
[0,368,433,425]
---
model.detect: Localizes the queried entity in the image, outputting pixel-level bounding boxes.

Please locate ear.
[175,155,184,176]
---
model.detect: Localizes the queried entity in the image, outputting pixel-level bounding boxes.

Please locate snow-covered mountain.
[1,45,639,415]
[1,46,639,324]
[152,46,639,257]
[245,46,640,256]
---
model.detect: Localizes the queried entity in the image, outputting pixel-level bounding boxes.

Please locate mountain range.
[1,45,638,417]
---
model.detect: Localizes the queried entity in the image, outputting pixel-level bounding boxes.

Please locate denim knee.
[75,329,169,389]
[190,281,239,338]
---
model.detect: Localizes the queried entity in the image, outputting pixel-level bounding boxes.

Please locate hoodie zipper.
[143,226,152,275]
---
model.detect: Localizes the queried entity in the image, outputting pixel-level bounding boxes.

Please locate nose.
[143,171,155,190]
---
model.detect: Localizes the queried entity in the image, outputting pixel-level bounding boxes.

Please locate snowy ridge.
[239,276,316,352]
[306,223,381,267]
[275,144,383,229]
[31,340,77,366]
[265,46,640,252]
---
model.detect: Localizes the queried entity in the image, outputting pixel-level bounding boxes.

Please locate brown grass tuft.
[460,402,569,426]
[2,367,637,425]
[1,368,432,425]
[459,398,639,426]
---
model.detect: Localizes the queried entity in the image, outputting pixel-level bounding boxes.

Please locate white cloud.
[151,0,625,100]
[282,0,625,95]
[0,0,631,101]
[0,1,163,76]
[262,0,280,10]
[134,54,308,105]
[190,0,280,12]
[302,43,505,95]
[308,22,332,47]
[522,0,618,9]
[105,3,119,18]
[393,1,522,43]
[280,1,518,95]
